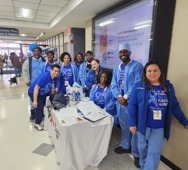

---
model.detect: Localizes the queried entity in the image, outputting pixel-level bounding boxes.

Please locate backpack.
[49,91,69,110]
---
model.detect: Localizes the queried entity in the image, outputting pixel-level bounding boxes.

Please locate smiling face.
[145,64,161,84]
[63,55,71,65]
[91,60,99,71]
[50,67,60,78]
[119,49,131,63]
[47,53,54,63]
[76,54,83,63]
[100,73,107,85]
[33,49,41,59]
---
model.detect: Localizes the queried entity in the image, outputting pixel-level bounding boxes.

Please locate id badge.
[153,110,162,120]
[64,80,69,86]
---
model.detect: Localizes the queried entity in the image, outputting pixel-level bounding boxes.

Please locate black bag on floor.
[49,91,68,110]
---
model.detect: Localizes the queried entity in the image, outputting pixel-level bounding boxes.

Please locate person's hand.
[92,84,96,88]
[32,101,38,108]
[129,126,137,134]
[26,82,30,86]
[184,125,188,129]
[118,97,128,106]
[85,86,89,90]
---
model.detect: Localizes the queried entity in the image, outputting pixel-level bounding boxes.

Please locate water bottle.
[75,91,80,103]
[70,92,76,106]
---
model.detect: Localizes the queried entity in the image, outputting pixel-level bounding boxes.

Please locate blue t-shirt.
[59,65,74,94]
[146,84,168,128]
[119,64,125,95]
[28,72,55,95]
[93,86,105,109]
[44,62,52,72]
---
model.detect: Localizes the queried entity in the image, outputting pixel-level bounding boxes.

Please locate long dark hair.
[143,61,168,92]
[96,70,112,87]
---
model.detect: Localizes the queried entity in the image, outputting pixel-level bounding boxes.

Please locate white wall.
[163,0,188,169]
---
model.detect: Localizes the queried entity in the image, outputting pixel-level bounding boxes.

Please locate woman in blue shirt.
[58,52,78,94]
[128,61,188,170]
[85,59,102,96]
[89,70,117,126]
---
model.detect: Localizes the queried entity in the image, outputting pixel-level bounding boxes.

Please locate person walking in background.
[9,52,22,77]
[85,59,102,97]
[58,52,78,94]
[128,61,188,170]
[89,70,118,126]
[0,55,4,75]
[22,44,46,120]
[111,43,143,168]
[28,64,60,131]
[79,51,94,90]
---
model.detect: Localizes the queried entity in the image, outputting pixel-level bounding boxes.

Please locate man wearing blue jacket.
[79,51,94,89]
[111,43,143,168]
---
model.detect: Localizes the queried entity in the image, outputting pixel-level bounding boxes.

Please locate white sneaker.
[34,124,43,131]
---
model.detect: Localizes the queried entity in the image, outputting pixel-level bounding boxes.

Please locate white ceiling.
[0,0,122,42]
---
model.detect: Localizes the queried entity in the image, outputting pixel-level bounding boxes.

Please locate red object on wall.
[70,40,74,43]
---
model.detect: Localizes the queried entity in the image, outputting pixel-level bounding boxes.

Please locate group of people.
[22,43,188,170]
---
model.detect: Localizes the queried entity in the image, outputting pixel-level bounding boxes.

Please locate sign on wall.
[0,27,19,36]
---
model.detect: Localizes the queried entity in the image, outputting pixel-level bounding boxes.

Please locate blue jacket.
[89,84,117,116]
[111,60,143,99]
[79,62,87,87]
[128,80,188,140]
[56,64,79,89]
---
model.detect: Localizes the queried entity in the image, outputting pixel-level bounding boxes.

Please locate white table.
[44,104,113,170]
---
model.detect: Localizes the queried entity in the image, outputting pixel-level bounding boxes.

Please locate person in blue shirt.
[79,51,94,88]
[128,61,188,170]
[40,51,59,73]
[85,59,102,97]
[28,64,60,131]
[58,52,78,94]
[89,70,117,126]
[111,43,143,168]
[22,44,46,120]
[74,52,84,70]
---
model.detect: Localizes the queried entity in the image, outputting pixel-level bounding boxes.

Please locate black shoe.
[30,110,35,120]
[134,156,140,168]
[114,146,131,154]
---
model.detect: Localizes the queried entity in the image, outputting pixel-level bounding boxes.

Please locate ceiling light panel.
[13,0,40,4]
[13,1,39,10]
[41,0,67,7]
[38,5,61,13]
[15,8,36,18]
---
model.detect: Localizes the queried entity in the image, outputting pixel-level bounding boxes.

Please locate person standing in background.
[0,55,4,75]
[22,44,46,120]
[40,51,59,73]
[9,52,22,77]
[74,52,84,70]
[128,61,188,170]
[111,43,143,168]
[79,51,94,95]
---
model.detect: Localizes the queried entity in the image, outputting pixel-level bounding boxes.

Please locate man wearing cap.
[22,44,46,120]
[111,43,143,168]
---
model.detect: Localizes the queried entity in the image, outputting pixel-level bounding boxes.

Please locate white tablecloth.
[44,106,113,170]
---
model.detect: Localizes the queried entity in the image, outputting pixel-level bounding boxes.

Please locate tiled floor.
[0,74,172,170]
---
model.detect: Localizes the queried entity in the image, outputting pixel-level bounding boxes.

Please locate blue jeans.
[137,128,164,170]
[28,92,46,124]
